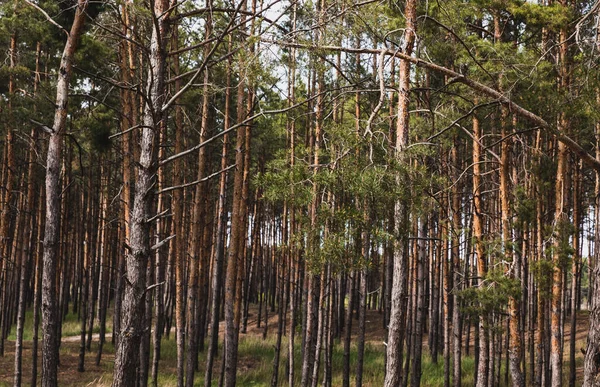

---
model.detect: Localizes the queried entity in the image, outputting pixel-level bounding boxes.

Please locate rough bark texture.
[384,1,416,385]
[550,141,568,387]
[41,2,88,385]
[112,0,169,385]
[223,67,247,387]
[498,104,524,387]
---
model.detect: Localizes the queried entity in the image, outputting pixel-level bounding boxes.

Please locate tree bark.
[112,0,170,384]
[450,139,462,387]
[223,43,248,387]
[41,2,88,385]
[411,219,427,387]
[170,18,186,387]
[550,5,570,383]
[204,34,232,387]
[583,63,600,386]
[473,105,489,387]
[384,2,416,386]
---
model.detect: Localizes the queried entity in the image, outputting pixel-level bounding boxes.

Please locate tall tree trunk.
[451,139,462,387]
[384,1,416,385]
[14,38,40,387]
[569,161,581,387]
[96,167,110,366]
[41,2,88,385]
[112,0,170,384]
[302,3,325,382]
[550,4,570,383]
[287,4,298,383]
[170,18,186,387]
[473,105,489,387]
[0,29,17,360]
[583,60,600,386]
[204,34,232,387]
[224,30,249,387]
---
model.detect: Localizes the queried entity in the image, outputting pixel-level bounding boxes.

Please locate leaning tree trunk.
[112,0,170,385]
[40,2,88,385]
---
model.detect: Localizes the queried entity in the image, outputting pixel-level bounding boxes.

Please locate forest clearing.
[3,0,600,386]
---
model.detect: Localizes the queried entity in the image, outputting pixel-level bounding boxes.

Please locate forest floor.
[0,307,590,386]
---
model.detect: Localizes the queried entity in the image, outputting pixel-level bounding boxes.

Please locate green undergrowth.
[7,308,112,342]
[0,308,588,386]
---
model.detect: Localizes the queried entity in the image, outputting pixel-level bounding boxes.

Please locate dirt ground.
[0,309,590,386]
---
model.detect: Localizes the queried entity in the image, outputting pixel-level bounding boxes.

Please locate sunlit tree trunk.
[384,1,417,385]
[473,105,489,387]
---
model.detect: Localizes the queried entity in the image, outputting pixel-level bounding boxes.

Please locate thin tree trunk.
[204,33,232,387]
[569,162,580,387]
[356,206,370,387]
[170,18,186,387]
[0,29,18,360]
[550,8,570,383]
[31,188,44,387]
[473,105,489,387]
[343,271,355,387]
[14,70,39,387]
[451,140,462,387]
[270,223,286,387]
[224,33,249,386]
[411,219,427,387]
[96,168,110,366]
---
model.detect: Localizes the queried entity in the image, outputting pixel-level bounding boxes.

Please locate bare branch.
[30,119,54,134]
[147,208,170,224]
[150,235,176,251]
[158,164,236,194]
[23,0,69,36]
[159,92,324,167]
[145,281,166,294]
